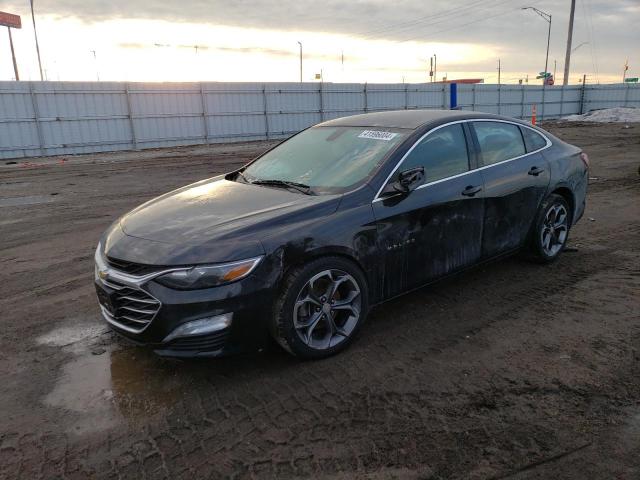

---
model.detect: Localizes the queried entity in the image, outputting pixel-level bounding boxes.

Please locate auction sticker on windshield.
[358,130,398,141]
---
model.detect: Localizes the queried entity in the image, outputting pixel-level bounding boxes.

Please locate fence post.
[200,83,210,144]
[125,83,138,150]
[471,84,476,111]
[404,83,408,110]
[262,84,270,140]
[624,82,630,107]
[363,82,368,112]
[559,85,565,118]
[441,83,446,108]
[28,82,45,156]
[579,75,587,114]
[319,81,324,121]
[520,84,525,119]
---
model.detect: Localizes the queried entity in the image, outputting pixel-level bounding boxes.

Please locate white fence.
[1,81,638,159]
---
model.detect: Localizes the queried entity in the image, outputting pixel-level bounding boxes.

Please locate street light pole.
[297,41,302,82]
[522,7,552,84]
[90,50,99,81]
[30,0,44,81]
[545,14,551,83]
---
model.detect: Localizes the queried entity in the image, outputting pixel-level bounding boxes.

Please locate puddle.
[0,195,55,207]
[44,352,121,435]
[41,322,184,436]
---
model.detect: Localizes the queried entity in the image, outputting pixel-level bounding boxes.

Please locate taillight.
[580,152,590,169]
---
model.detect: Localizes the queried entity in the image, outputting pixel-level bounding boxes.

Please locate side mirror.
[382,166,425,196]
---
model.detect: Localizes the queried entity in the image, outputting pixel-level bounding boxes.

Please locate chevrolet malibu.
[95,110,589,359]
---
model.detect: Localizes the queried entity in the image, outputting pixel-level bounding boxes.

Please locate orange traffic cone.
[531,104,537,125]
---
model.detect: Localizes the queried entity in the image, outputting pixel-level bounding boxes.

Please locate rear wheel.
[271,257,369,359]
[528,193,571,263]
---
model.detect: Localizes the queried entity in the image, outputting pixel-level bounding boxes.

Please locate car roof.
[318,109,517,130]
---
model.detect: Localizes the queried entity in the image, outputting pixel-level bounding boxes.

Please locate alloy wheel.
[541,203,568,257]
[293,269,361,350]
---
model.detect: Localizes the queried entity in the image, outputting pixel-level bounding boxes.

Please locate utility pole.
[7,27,19,80]
[563,0,576,85]
[297,41,303,82]
[522,7,552,85]
[497,58,501,84]
[434,53,437,83]
[623,59,628,82]
[30,0,44,80]
[553,59,557,80]
[430,56,433,82]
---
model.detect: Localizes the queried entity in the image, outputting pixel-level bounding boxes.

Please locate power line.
[355,0,504,39]
[580,0,599,83]
[395,5,523,44]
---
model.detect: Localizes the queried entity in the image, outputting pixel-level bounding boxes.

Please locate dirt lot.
[1,122,639,479]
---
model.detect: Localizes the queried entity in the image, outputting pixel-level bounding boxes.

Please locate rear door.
[373,122,485,298]
[470,121,551,258]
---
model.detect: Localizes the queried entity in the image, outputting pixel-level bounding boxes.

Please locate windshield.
[242,126,408,194]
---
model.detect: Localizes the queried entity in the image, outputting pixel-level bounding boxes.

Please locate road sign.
[624,77,638,83]
[0,11,21,29]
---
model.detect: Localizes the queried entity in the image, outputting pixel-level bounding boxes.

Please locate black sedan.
[95,110,589,359]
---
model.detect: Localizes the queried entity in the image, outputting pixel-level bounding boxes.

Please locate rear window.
[473,121,526,166]
[521,127,548,152]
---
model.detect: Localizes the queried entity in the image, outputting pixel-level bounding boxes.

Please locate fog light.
[163,313,232,343]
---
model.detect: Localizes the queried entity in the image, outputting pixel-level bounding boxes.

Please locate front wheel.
[271,257,369,359]
[528,193,571,263]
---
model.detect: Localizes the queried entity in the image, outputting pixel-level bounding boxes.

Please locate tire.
[270,256,369,359]
[527,193,571,263]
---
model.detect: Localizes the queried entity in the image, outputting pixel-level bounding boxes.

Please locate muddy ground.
[1,122,639,479]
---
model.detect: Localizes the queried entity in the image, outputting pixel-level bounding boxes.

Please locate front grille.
[99,279,161,333]
[163,331,229,353]
[106,256,162,276]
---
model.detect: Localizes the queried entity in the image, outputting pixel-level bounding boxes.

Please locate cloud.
[5,0,637,80]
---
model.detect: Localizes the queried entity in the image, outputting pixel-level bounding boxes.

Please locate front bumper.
[95,265,275,358]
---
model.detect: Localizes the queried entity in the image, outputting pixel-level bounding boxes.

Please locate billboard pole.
[30,0,44,81]
[1,11,22,80]
[7,27,19,80]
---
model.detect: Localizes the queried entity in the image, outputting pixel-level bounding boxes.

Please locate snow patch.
[563,107,640,123]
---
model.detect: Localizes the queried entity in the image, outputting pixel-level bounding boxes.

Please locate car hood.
[104,176,341,265]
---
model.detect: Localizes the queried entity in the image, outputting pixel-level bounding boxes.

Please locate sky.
[0,0,637,84]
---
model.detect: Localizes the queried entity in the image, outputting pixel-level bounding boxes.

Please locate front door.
[469,121,551,258]
[372,123,485,299]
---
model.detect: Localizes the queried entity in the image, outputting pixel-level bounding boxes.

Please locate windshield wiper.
[251,179,314,195]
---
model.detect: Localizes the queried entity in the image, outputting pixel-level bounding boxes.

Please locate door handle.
[528,166,545,176]
[461,185,482,197]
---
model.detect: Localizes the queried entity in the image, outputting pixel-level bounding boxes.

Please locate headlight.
[155,256,263,290]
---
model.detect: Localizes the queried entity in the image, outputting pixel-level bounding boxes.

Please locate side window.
[521,127,548,152]
[399,124,469,183]
[473,121,526,166]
